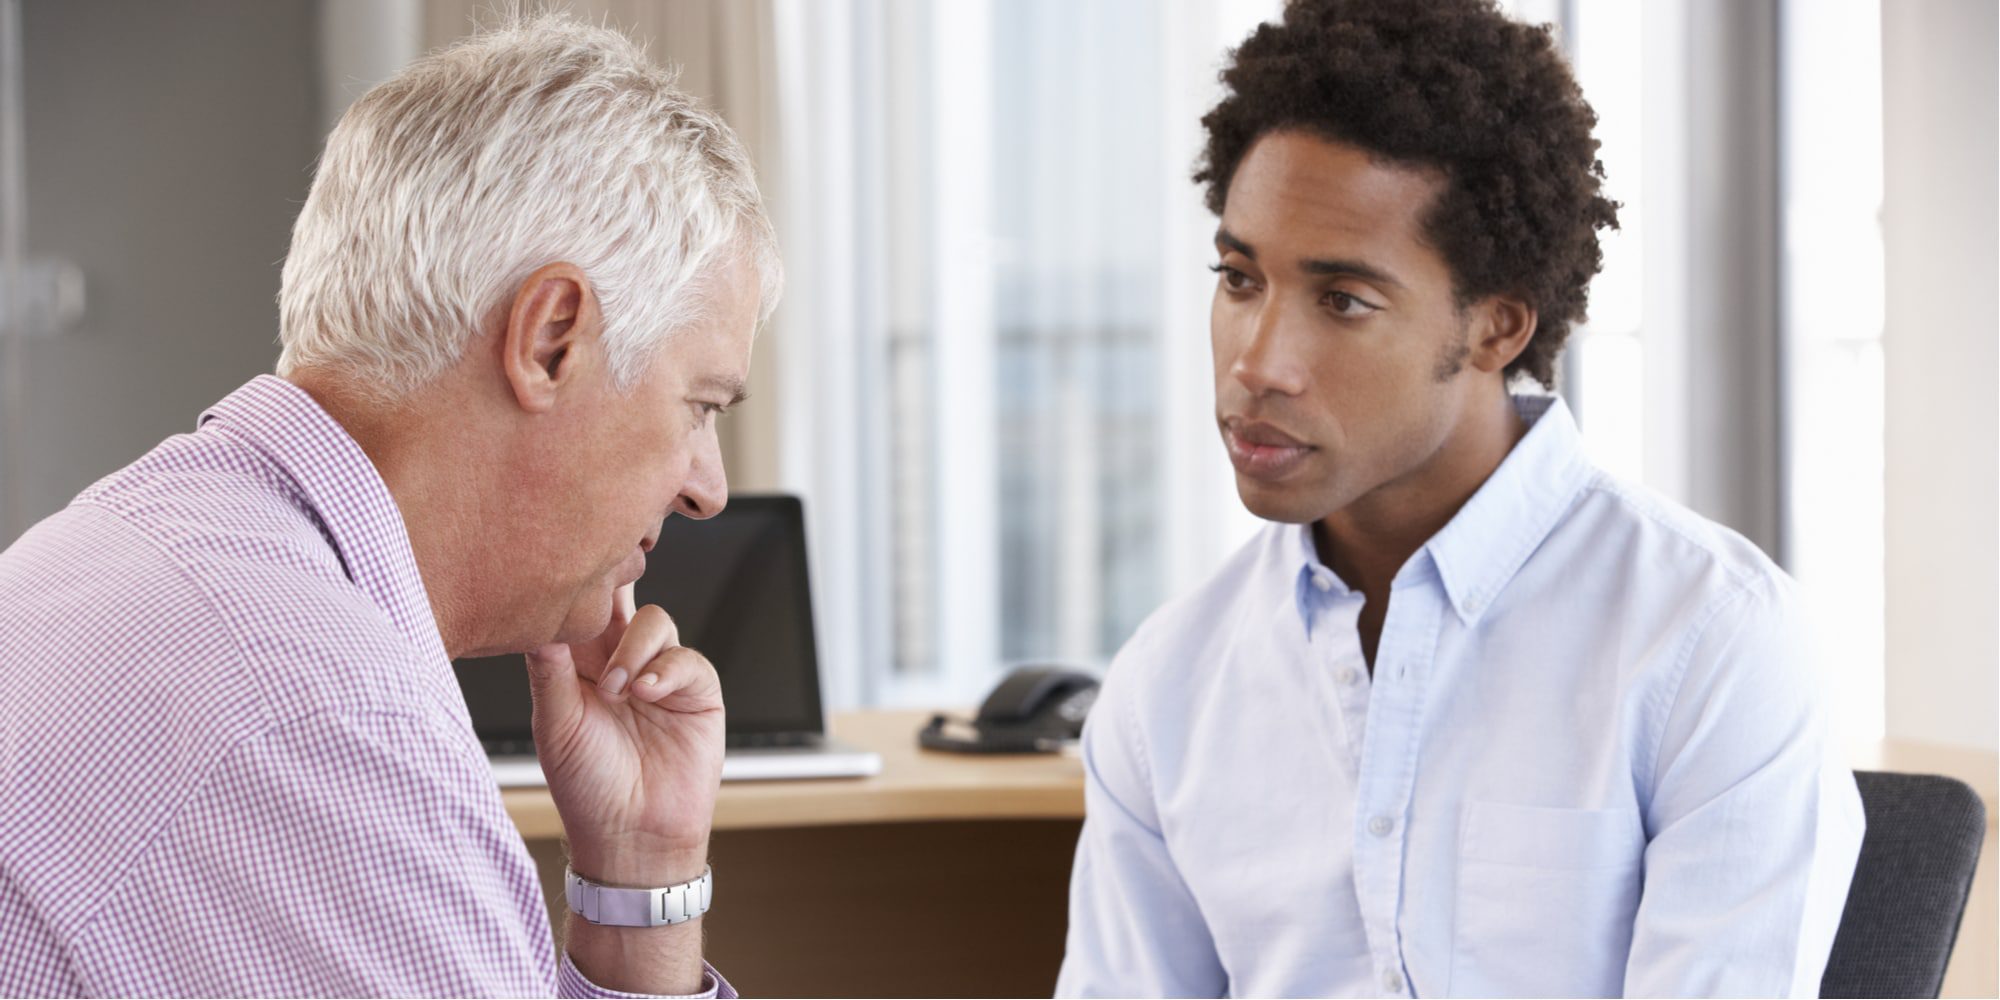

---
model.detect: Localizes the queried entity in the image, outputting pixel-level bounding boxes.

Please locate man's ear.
[1467,294,1538,375]
[500,262,600,414]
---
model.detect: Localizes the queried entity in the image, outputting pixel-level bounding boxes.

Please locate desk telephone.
[918,665,1100,754]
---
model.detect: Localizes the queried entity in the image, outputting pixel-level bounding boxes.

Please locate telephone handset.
[918,664,1100,754]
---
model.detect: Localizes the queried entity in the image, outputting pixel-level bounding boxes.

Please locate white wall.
[1880,0,1999,752]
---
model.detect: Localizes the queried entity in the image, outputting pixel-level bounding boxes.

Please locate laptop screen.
[453,494,827,748]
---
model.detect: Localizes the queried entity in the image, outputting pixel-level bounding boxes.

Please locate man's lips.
[1221,418,1317,480]
[619,523,663,585]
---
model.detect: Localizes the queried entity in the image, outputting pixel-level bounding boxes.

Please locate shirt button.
[1312,572,1334,592]
[1336,667,1358,685]
[1382,968,1403,992]
[1368,815,1396,837]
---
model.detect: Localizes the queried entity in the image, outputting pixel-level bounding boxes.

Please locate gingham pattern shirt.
[0,375,728,998]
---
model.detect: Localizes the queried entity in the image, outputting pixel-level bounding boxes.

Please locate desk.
[510,710,1084,998]
[503,714,1998,998]
[504,709,1084,836]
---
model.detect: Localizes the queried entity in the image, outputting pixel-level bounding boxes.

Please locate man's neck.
[1316,389,1530,601]
[287,370,488,659]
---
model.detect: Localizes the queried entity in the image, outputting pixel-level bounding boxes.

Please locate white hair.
[276,14,781,397]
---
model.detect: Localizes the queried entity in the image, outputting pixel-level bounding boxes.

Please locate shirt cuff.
[557,953,734,999]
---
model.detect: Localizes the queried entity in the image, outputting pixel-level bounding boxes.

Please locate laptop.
[453,493,882,784]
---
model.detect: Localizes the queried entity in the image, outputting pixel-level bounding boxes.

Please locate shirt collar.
[198,375,451,668]
[1290,394,1594,630]
[1422,394,1593,626]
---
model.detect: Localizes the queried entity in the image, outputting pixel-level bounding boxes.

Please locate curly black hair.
[1195,0,1619,387]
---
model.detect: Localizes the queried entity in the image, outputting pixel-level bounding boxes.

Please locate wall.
[6,0,318,544]
[1881,0,2000,752]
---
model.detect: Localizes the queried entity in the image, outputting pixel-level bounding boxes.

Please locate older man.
[0,16,775,998]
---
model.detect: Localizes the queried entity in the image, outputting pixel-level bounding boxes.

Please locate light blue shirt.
[1057,395,1864,998]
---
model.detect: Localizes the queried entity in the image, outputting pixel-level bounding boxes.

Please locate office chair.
[1820,771,1987,998]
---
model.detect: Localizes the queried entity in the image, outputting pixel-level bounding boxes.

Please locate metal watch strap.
[563,865,713,927]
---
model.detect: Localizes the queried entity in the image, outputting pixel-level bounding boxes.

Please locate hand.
[524,583,724,886]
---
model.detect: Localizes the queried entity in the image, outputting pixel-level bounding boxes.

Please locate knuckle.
[649,644,708,678]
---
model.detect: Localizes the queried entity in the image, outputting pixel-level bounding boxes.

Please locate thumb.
[523,642,584,739]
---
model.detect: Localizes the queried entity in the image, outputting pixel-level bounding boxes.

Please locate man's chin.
[549,593,619,646]
[1236,477,1341,525]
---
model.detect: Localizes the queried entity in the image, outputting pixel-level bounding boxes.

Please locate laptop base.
[485,737,882,788]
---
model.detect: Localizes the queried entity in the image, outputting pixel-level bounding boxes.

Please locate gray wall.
[9,0,318,544]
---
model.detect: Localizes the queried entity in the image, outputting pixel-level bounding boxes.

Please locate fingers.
[523,641,584,733]
[626,645,724,713]
[585,583,640,665]
[597,605,683,702]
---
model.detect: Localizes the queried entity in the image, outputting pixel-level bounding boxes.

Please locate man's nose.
[1229,301,1309,398]
[671,434,728,520]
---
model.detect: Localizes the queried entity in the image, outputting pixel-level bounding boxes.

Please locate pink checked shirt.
[0,376,729,998]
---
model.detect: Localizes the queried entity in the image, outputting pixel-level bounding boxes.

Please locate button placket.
[1349,569,1444,998]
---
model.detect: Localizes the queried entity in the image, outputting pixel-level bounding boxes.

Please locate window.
[1780,0,1886,743]
[1563,0,1649,484]
[775,0,1889,734]
[773,0,1272,707]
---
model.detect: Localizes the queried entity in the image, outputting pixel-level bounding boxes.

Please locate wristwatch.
[563,865,713,927]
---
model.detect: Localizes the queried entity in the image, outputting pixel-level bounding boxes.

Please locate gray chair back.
[1820,771,1986,998]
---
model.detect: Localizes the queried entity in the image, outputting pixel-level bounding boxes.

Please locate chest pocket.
[1450,801,1646,998]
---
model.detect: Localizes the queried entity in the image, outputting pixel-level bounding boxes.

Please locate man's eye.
[1327,291,1380,317]
[1209,263,1256,292]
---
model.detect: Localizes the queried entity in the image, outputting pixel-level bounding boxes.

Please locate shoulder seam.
[67,500,277,712]
[1576,476,1767,591]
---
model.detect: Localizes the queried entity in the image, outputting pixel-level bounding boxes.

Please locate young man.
[1057,1,1863,996]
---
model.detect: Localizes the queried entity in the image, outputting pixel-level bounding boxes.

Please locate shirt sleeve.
[72,709,575,996]
[557,954,731,999]
[1056,658,1228,997]
[1623,576,1866,998]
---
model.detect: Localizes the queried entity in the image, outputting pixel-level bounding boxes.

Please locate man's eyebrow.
[695,375,749,407]
[1215,227,1255,258]
[1299,257,1406,290]
[1216,226,1406,290]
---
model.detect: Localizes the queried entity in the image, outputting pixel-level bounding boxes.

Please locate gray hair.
[276,14,781,397]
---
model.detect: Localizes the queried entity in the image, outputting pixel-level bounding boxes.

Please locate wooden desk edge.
[502,786,1083,841]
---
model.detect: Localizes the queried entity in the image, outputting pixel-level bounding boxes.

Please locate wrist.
[567,841,709,888]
